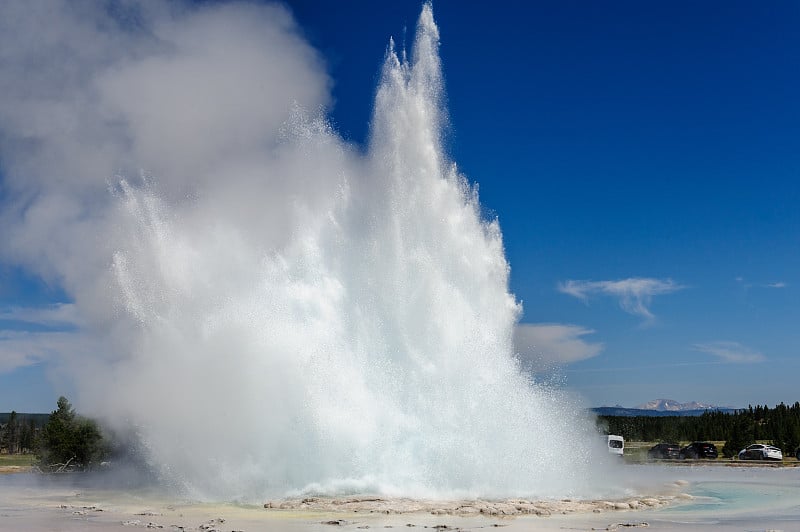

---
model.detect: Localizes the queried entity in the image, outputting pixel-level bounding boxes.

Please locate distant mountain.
[593,399,737,417]
[636,399,719,412]
[594,406,712,417]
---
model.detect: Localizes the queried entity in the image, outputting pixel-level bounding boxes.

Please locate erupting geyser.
[1,2,612,501]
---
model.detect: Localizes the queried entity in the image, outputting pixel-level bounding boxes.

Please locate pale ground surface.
[2,466,800,531]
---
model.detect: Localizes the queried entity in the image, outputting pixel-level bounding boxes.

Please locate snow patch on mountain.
[635,399,718,411]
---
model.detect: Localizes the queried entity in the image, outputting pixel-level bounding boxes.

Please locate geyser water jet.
[3,2,614,501]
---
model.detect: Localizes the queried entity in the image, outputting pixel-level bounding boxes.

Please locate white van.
[607,434,624,456]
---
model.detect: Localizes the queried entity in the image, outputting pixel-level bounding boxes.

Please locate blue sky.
[1,0,799,412]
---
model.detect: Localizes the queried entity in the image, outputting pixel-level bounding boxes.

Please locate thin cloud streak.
[0,329,90,373]
[566,360,739,373]
[0,303,81,328]
[558,277,684,320]
[692,341,765,363]
[0,304,87,373]
[735,277,787,289]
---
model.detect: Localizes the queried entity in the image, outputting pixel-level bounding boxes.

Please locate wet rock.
[198,517,226,531]
[605,523,650,530]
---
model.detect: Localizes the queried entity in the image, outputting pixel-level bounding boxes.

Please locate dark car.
[796,447,800,460]
[680,441,718,459]
[648,442,681,459]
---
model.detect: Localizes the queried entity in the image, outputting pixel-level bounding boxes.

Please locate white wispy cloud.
[0,330,88,373]
[0,303,81,328]
[692,341,765,363]
[0,304,88,374]
[735,277,787,289]
[514,323,603,365]
[558,277,684,320]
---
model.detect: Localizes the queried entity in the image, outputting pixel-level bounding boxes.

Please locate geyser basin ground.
[2,466,800,531]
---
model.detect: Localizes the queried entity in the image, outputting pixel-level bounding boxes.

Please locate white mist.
[0,1,616,502]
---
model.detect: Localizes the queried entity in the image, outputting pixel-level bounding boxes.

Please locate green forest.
[600,402,800,457]
[1,397,106,470]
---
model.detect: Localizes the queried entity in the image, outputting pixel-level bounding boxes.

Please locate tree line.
[6,398,800,466]
[0,411,40,454]
[1,397,107,470]
[599,402,800,457]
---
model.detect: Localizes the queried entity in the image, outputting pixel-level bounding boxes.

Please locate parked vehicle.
[739,444,783,461]
[647,442,681,459]
[607,434,624,456]
[796,447,800,460]
[680,441,718,459]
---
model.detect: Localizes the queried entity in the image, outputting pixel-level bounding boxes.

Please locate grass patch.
[0,454,36,467]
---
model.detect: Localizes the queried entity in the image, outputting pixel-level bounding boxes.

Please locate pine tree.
[1,411,19,454]
[37,397,106,470]
[19,419,35,453]
[722,411,754,458]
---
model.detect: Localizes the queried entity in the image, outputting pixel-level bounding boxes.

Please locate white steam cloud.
[0,0,330,279]
[514,323,603,365]
[0,1,619,502]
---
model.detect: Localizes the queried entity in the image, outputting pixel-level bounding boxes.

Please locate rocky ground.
[263,486,690,517]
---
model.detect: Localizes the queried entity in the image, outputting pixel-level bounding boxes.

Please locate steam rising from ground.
[1,1,613,500]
